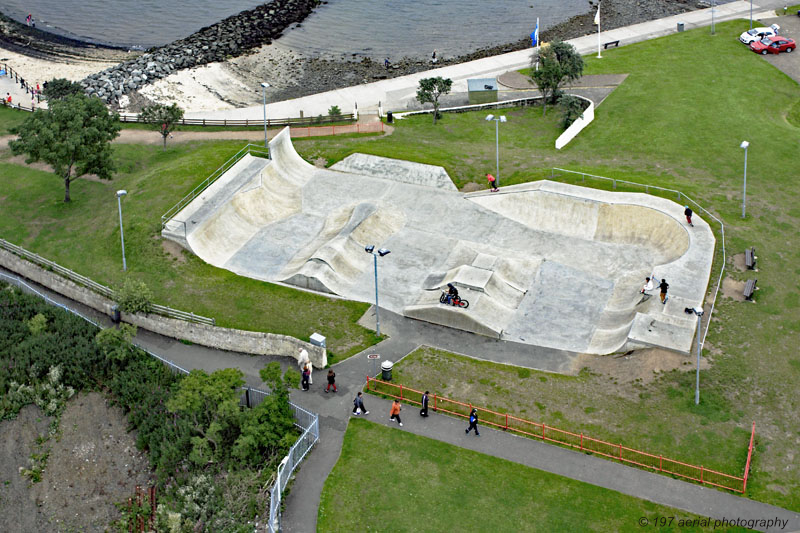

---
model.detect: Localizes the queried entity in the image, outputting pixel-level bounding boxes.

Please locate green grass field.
[318,419,748,532]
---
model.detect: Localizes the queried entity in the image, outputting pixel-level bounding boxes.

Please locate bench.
[603,40,620,49]
[744,279,757,301]
[745,247,757,270]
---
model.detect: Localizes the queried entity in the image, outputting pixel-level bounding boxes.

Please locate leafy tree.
[139,102,184,150]
[232,362,296,467]
[9,94,120,202]
[42,78,84,101]
[95,324,137,371]
[530,40,584,116]
[558,94,586,129]
[166,368,245,465]
[416,77,453,124]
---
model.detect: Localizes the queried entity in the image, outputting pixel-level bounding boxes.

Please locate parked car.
[739,24,780,44]
[749,35,796,55]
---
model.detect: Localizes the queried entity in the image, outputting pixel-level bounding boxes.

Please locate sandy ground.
[0,44,120,82]
[0,392,152,532]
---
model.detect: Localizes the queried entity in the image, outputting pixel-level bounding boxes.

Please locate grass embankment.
[0,105,27,135]
[297,20,800,509]
[0,141,373,360]
[318,419,748,532]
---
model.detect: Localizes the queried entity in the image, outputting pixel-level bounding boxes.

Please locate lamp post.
[750,0,753,29]
[711,0,716,35]
[261,82,270,156]
[364,245,391,337]
[116,190,128,272]
[740,141,749,219]
[485,114,507,189]
[692,307,704,405]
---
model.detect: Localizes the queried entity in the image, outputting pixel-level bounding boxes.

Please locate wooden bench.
[745,247,757,270]
[603,40,620,49]
[744,279,757,301]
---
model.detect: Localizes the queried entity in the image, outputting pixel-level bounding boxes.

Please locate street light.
[749,0,753,30]
[485,114,507,189]
[740,141,749,219]
[116,190,128,272]
[365,244,391,337]
[261,82,270,156]
[692,307,704,405]
[711,0,716,35]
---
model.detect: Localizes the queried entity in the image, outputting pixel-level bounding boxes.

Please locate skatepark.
[163,127,714,356]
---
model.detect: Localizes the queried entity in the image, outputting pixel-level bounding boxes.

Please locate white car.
[739,24,780,45]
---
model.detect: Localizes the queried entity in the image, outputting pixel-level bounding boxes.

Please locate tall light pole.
[116,190,128,272]
[749,0,753,29]
[711,0,716,35]
[740,141,749,219]
[261,82,270,156]
[485,114,507,188]
[693,307,704,405]
[364,245,391,337]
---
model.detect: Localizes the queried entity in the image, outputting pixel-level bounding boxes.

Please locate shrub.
[328,105,342,118]
[115,278,153,314]
[557,94,585,129]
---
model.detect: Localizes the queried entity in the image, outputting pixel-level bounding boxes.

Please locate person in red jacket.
[389,399,403,427]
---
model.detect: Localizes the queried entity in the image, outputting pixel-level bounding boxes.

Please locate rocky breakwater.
[81,0,320,105]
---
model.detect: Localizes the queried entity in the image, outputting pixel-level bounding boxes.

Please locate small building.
[467,78,498,105]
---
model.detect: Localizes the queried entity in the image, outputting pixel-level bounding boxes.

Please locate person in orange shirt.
[389,399,403,427]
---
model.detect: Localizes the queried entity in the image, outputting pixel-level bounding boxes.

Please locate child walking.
[390,399,403,427]
[325,369,337,393]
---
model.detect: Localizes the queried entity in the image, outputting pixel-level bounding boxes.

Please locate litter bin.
[111,304,121,323]
[381,360,394,381]
[387,111,393,124]
[677,21,685,32]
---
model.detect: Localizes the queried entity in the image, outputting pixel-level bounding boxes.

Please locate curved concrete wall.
[555,95,595,150]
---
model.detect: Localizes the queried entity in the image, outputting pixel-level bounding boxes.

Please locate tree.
[9,94,120,202]
[557,94,586,129]
[95,324,138,371]
[139,102,184,150]
[530,40,584,116]
[42,78,83,101]
[416,77,453,124]
[166,368,245,465]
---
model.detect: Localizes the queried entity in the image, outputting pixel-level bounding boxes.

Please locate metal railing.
[0,269,320,532]
[1,63,43,103]
[160,144,269,230]
[368,377,754,494]
[0,238,215,326]
[549,168,726,349]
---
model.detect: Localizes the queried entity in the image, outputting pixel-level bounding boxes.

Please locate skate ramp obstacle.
[331,153,457,191]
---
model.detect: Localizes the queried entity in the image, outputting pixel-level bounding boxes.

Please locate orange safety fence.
[289,121,384,138]
[366,377,755,493]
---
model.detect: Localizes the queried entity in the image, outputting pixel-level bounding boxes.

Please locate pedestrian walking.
[384,57,390,69]
[431,49,438,63]
[390,399,403,426]
[684,206,694,227]
[486,173,498,192]
[301,365,310,391]
[420,391,429,417]
[325,369,337,393]
[659,278,669,304]
[465,408,480,436]
[298,347,312,384]
[352,391,369,415]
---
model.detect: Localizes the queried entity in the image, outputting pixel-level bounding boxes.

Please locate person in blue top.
[465,408,480,436]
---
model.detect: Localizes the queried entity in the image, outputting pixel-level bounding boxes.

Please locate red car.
[749,35,796,55]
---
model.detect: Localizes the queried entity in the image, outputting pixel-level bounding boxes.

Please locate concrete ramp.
[269,127,316,186]
[331,153,457,191]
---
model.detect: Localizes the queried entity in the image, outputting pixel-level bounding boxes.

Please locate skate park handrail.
[549,168,725,350]
[367,376,753,493]
[160,144,270,229]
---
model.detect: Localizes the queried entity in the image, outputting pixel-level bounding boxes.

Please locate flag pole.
[536,17,541,70]
[596,3,602,58]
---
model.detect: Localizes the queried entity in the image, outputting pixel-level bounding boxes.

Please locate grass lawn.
[0,141,374,360]
[318,419,748,532]
[296,20,800,510]
[0,105,28,135]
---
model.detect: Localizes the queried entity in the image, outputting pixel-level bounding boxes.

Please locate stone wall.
[0,247,326,367]
[81,0,320,105]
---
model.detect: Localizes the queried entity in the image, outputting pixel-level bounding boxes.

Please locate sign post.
[367,354,380,379]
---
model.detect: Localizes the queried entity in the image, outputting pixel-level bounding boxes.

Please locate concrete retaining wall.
[0,247,326,367]
[555,95,594,150]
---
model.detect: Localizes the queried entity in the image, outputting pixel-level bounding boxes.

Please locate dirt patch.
[161,238,187,263]
[313,157,328,168]
[574,348,708,386]
[731,253,747,272]
[721,276,746,302]
[460,182,484,193]
[0,392,152,533]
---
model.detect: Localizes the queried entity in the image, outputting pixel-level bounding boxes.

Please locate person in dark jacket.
[420,391,429,417]
[301,365,310,391]
[659,279,670,304]
[352,392,369,415]
[684,206,694,227]
[325,369,337,393]
[465,408,480,436]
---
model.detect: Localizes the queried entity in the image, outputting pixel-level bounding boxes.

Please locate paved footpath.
[190,0,789,121]
[3,268,800,532]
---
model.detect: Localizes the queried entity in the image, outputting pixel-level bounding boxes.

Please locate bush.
[557,94,585,129]
[115,278,154,314]
[328,105,342,118]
